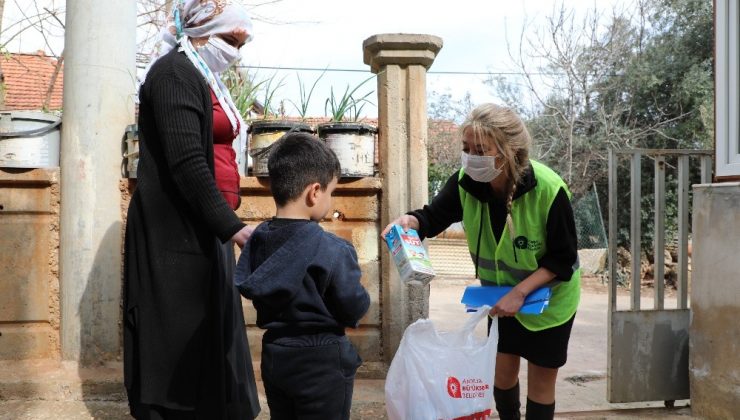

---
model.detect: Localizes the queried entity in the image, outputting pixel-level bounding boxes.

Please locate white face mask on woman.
[199,36,241,73]
[461,151,503,183]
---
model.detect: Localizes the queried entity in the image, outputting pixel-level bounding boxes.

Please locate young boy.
[235,132,370,420]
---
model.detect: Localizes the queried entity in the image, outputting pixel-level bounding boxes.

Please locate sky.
[1,0,621,118]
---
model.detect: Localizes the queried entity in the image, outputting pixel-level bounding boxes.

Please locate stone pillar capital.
[363,33,443,73]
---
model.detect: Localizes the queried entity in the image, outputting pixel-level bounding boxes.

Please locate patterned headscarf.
[162,0,254,54]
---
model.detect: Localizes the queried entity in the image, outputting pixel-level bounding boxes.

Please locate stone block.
[0,323,55,359]
[0,187,52,213]
[236,195,378,222]
[0,215,52,321]
[348,327,382,362]
[363,34,443,73]
[246,328,266,361]
[359,261,380,326]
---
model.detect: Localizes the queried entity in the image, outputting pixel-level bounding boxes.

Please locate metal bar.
[613,149,713,156]
[607,148,617,401]
[677,156,690,309]
[593,181,608,248]
[630,152,642,310]
[654,156,665,310]
[608,149,618,312]
[700,155,713,184]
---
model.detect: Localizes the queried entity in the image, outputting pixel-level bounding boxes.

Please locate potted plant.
[318,75,378,178]
[245,73,313,177]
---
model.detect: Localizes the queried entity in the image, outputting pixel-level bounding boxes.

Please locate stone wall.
[0,168,60,359]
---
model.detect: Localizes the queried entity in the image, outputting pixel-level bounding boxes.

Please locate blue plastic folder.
[461,285,552,315]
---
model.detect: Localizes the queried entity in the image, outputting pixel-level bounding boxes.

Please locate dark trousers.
[261,334,361,420]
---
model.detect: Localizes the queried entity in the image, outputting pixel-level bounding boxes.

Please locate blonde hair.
[460,103,532,239]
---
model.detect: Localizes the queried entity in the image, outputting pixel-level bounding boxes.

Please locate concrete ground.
[0,277,694,419]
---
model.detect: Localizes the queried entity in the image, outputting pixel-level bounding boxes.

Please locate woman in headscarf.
[124,1,260,418]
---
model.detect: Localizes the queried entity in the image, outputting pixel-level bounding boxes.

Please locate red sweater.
[211,89,240,210]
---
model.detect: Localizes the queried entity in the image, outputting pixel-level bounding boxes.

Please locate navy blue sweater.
[235,219,370,335]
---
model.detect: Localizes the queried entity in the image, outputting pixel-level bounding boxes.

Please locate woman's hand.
[380,215,420,238]
[490,288,526,317]
[231,225,254,248]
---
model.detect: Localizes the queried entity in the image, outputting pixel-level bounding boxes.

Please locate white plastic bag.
[385,307,498,420]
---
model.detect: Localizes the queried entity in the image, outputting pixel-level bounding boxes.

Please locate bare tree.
[490,1,695,195]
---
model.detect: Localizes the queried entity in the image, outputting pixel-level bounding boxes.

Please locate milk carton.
[384,225,435,285]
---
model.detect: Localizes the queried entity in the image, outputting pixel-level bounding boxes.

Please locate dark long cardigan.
[124,48,259,417]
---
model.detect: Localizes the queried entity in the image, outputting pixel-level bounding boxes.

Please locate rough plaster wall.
[119,179,134,362]
[47,176,60,357]
[690,184,740,419]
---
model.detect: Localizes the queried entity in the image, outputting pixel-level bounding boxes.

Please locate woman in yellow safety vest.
[382,103,580,420]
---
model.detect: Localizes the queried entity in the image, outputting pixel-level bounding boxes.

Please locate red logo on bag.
[447,376,462,398]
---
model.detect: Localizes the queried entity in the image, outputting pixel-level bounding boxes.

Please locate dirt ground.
[426,275,691,416]
[0,276,693,419]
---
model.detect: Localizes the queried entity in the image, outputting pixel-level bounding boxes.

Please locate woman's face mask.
[461,151,503,183]
[199,36,241,73]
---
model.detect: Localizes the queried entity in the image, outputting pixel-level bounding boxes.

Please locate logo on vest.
[513,235,542,251]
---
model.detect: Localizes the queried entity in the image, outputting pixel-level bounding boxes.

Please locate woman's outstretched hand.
[231,225,254,248]
[380,215,420,238]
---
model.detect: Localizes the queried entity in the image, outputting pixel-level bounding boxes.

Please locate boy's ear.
[305,182,322,207]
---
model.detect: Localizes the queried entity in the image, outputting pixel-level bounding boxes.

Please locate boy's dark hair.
[267,132,341,206]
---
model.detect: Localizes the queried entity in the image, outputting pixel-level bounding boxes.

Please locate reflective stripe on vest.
[458,160,581,331]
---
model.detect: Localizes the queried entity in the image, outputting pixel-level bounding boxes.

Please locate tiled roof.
[428,119,459,136]
[0,52,64,111]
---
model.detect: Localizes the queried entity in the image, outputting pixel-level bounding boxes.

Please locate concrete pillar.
[60,0,136,363]
[363,34,442,361]
[690,183,740,419]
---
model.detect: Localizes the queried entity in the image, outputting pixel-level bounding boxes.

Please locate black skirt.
[488,314,576,369]
[213,240,261,418]
[125,239,260,419]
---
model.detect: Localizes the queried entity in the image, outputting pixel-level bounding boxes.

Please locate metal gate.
[606,148,712,404]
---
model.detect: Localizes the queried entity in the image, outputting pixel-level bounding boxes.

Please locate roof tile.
[1,52,64,111]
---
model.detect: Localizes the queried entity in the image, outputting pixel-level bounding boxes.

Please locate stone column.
[363,34,442,361]
[690,183,740,419]
[60,0,136,363]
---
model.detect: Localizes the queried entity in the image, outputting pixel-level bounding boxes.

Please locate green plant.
[222,69,265,119]
[324,74,375,122]
[261,73,287,119]
[287,70,326,120]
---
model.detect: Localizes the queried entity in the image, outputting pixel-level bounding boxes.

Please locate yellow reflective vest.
[458,160,580,331]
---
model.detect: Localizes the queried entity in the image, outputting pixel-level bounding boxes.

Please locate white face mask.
[461,151,503,183]
[198,36,241,73]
